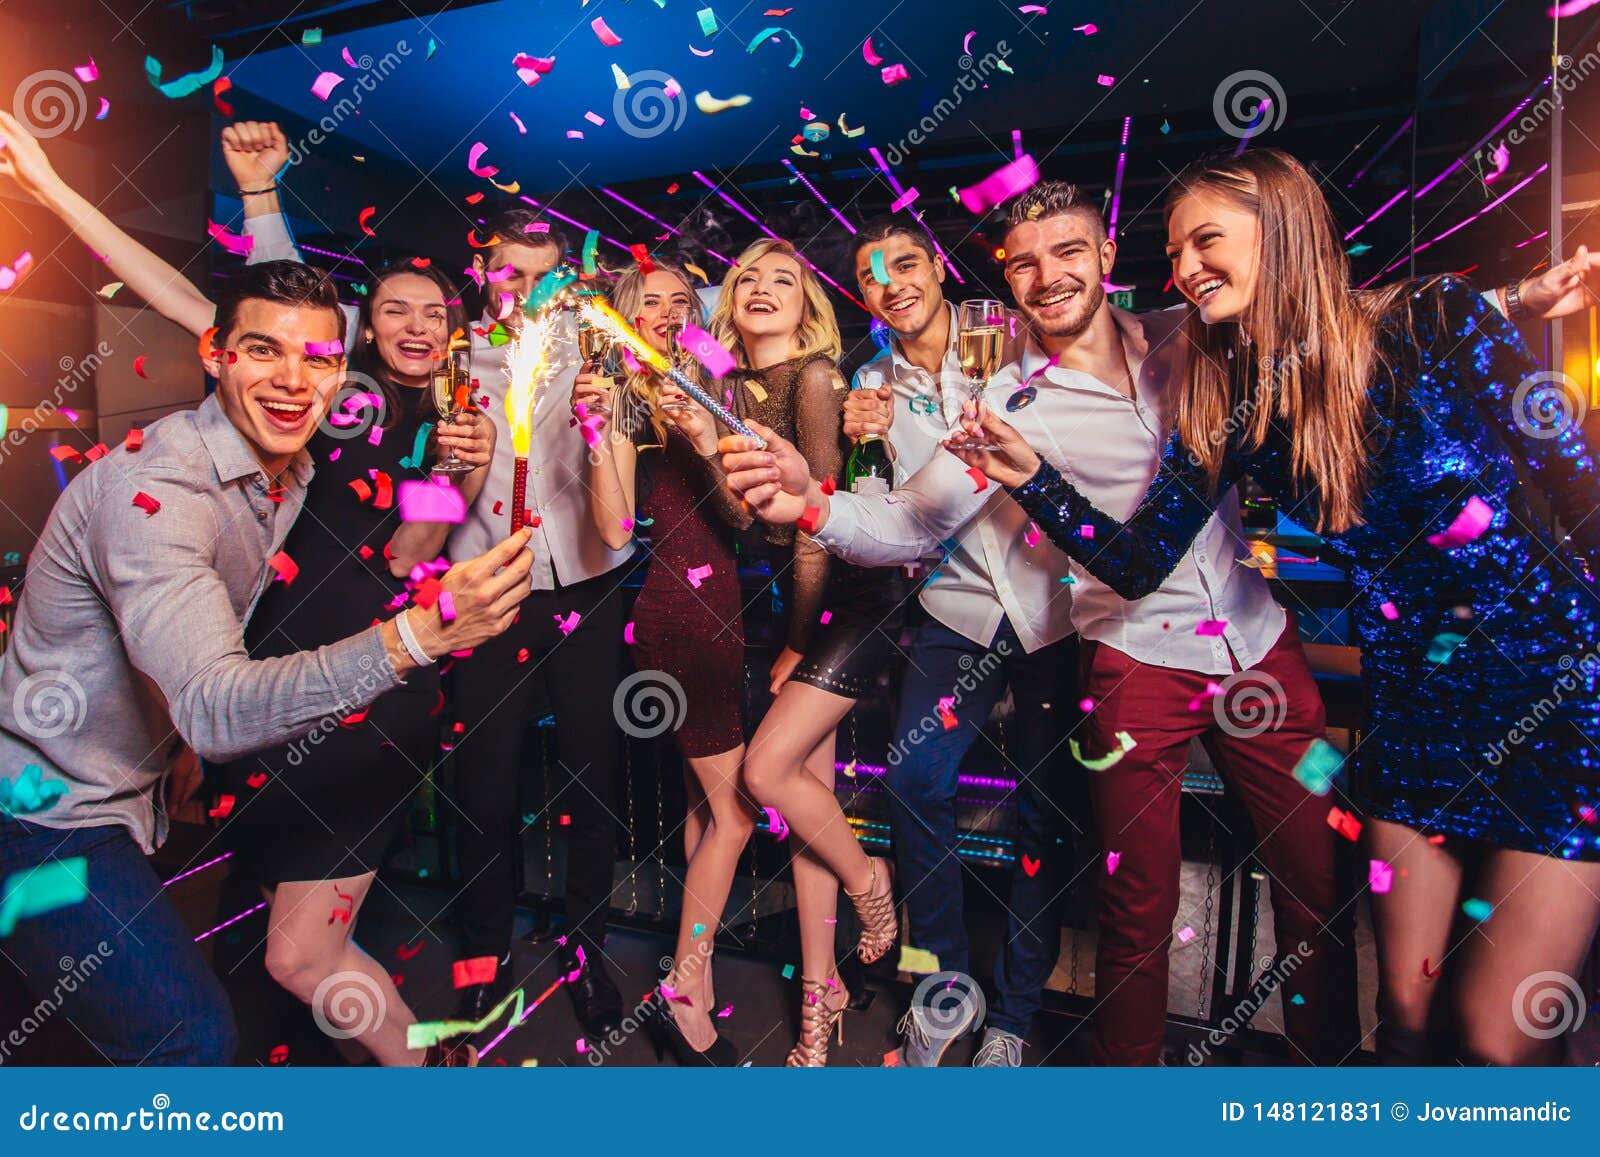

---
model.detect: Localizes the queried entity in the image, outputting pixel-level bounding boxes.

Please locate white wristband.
[394,608,436,667]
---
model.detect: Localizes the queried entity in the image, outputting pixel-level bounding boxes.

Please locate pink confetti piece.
[1095,74,1115,87]
[889,188,919,213]
[1195,619,1228,636]
[1078,523,1094,540]
[1073,23,1097,34]
[620,517,635,532]
[1176,926,1196,945]
[1550,0,1600,16]
[1380,601,1399,621]
[329,448,341,462]
[1079,698,1095,713]
[367,424,384,447]
[1105,850,1121,875]
[959,154,1040,214]
[863,37,884,66]
[962,30,977,55]
[509,111,527,134]
[584,110,605,126]
[74,57,99,83]
[715,1005,733,1019]
[1369,859,1393,894]
[206,220,255,256]
[686,563,714,588]
[819,610,832,625]
[574,1038,588,1054]
[1019,3,1049,12]
[513,52,556,74]
[763,806,790,840]
[566,130,585,140]
[689,44,714,57]
[554,611,581,636]
[437,591,457,624]
[1023,522,1041,548]
[311,71,344,101]
[304,339,344,356]
[95,97,110,120]
[680,322,737,377]
[663,78,682,99]
[623,621,636,644]
[1186,680,1224,711]
[1427,495,1492,549]
[467,141,498,178]
[881,62,910,86]
[591,16,622,46]
[397,480,467,524]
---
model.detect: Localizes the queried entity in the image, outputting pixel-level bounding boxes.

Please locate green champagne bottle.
[845,432,893,495]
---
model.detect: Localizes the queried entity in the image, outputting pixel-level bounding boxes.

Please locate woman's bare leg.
[791,730,842,988]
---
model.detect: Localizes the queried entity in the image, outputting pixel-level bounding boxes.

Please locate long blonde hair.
[708,238,842,366]
[604,261,704,445]
[1166,149,1414,534]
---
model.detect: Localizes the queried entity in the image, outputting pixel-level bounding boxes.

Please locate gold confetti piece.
[696,90,752,114]
[490,178,522,194]
[97,281,124,299]
[684,262,710,285]
[745,380,768,403]
[611,63,630,90]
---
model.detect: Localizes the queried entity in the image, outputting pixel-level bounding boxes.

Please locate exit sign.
[1109,290,1135,309]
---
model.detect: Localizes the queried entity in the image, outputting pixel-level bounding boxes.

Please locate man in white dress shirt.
[724,187,1360,1066]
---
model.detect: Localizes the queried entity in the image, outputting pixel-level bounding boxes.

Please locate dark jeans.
[887,617,1084,1036]
[0,818,236,1065]
[449,567,629,968]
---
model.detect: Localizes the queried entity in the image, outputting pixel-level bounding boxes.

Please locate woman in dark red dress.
[573,262,752,1064]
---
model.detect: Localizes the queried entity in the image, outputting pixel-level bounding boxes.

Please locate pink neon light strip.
[193,900,267,943]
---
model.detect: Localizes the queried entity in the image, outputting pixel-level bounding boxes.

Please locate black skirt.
[789,563,910,700]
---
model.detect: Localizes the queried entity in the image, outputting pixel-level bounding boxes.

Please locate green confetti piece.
[994,59,1014,74]
[1346,243,1372,256]
[580,230,600,278]
[0,765,67,817]
[692,922,706,938]
[0,857,88,937]
[1290,993,1306,1005]
[407,986,529,1050]
[897,945,941,974]
[1462,898,1494,922]
[301,27,323,46]
[1069,730,1137,771]
[485,325,512,347]
[523,266,577,315]
[398,421,434,470]
[352,282,368,296]
[869,249,890,285]
[780,963,795,979]
[1059,574,1076,584]
[0,403,8,441]
[1292,738,1344,797]
[519,812,537,826]
[697,7,718,37]
[144,45,225,100]
[426,38,437,60]
[1426,631,1467,664]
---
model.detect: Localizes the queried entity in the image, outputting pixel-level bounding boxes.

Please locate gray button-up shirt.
[0,394,401,852]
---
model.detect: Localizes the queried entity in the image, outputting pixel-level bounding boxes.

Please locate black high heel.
[644,991,738,1067]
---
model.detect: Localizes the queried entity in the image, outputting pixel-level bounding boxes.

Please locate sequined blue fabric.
[1012,278,1600,860]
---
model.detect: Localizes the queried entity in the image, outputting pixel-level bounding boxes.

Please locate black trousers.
[449,566,630,963]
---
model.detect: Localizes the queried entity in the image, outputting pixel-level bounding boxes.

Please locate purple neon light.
[193,900,267,943]
[1343,187,1410,242]
[1011,128,1023,160]
[163,852,232,888]
[475,978,566,1058]
[517,195,630,254]
[1370,163,1549,282]
[1231,98,1272,158]
[1346,116,1413,188]
[1107,116,1132,241]
[1516,229,1550,249]
[689,171,868,310]
[1414,78,1547,201]
[865,147,967,285]
[598,186,733,265]
[781,159,857,236]
[300,241,367,265]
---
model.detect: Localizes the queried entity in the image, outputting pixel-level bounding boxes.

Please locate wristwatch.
[1503,279,1530,322]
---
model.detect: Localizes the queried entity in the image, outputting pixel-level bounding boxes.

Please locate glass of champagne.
[431,344,474,475]
[577,317,614,418]
[659,312,693,413]
[956,298,1008,450]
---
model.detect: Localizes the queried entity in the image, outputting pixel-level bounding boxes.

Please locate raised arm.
[0,111,213,337]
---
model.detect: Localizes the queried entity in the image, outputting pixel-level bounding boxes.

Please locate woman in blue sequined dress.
[950,149,1600,1064]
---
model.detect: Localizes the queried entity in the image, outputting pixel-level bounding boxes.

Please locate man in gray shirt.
[0,261,532,1064]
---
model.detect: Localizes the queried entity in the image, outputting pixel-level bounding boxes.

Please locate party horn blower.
[577,299,767,448]
[502,306,562,532]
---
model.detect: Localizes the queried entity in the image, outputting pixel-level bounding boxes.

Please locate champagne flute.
[431,343,475,475]
[659,312,694,413]
[956,298,1008,450]
[577,316,615,418]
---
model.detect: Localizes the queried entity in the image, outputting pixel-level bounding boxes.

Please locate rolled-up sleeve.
[813,451,993,566]
[86,475,401,762]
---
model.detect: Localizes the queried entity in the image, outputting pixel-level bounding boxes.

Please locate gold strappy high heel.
[785,977,848,1067]
[844,856,898,964]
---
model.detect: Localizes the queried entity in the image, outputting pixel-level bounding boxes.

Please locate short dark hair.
[1004,180,1106,242]
[852,217,938,267]
[480,206,569,258]
[212,260,343,347]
